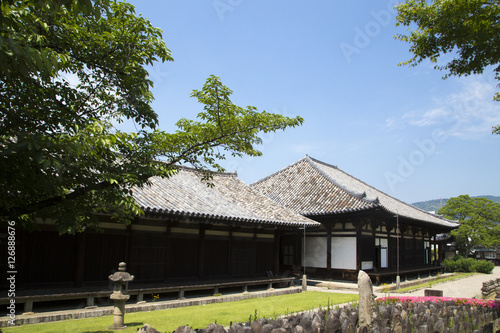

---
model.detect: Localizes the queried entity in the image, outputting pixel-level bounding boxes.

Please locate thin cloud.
[408,108,449,127]
[383,116,406,131]
[384,77,500,140]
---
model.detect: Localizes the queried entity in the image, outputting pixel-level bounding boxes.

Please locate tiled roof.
[133,166,319,228]
[251,156,458,229]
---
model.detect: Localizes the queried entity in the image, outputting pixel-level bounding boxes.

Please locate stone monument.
[358,270,374,328]
[108,262,134,330]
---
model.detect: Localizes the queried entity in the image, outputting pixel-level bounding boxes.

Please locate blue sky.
[126,0,500,204]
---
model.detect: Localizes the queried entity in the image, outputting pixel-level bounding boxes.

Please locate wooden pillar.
[198,227,205,277]
[273,230,280,275]
[399,225,406,268]
[165,226,171,280]
[326,223,332,270]
[74,233,86,287]
[371,222,377,269]
[125,224,132,270]
[227,231,233,276]
[17,231,27,286]
[294,229,301,267]
[432,234,437,262]
[386,224,393,269]
[426,233,431,265]
[411,228,416,266]
[355,224,362,271]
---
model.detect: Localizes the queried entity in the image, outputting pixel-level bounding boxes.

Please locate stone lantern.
[108,262,134,330]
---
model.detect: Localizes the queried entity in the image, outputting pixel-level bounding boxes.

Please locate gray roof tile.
[251,156,458,229]
[133,166,319,228]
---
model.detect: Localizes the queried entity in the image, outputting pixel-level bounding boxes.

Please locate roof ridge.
[305,156,380,207]
[251,156,310,186]
[307,156,456,225]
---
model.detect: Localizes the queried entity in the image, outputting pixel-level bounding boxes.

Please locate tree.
[0,0,304,234]
[395,0,500,134]
[438,195,500,258]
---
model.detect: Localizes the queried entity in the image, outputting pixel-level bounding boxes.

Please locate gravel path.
[309,267,500,299]
[383,266,500,299]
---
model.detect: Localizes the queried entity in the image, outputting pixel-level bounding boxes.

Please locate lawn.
[388,272,475,293]
[2,291,358,333]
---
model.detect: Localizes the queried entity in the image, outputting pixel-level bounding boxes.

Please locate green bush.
[442,257,495,273]
[442,259,457,272]
[472,260,495,274]
[455,258,477,272]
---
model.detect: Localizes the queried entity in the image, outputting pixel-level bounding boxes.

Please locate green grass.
[3,291,358,333]
[389,272,475,293]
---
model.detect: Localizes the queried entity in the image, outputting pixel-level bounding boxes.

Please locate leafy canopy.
[0,0,304,234]
[438,195,500,258]
[395,0,500,134]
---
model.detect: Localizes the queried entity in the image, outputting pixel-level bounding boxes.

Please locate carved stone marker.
[424,289,443,297]
[358,270,374,328]
[108,262,134,330]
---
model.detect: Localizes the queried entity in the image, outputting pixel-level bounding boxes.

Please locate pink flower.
[375,296,500,309]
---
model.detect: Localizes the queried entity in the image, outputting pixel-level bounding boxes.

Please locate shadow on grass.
[82,321,144,333]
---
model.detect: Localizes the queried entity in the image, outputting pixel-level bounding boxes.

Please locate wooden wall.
[8,221,279,288]
[280,214,440,280]
[18,231,76,285]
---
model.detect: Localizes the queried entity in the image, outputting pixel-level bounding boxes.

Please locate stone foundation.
[1,287,301,327]
[171,300,500,333]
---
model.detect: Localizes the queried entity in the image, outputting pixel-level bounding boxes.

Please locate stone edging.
[0,287,302,327]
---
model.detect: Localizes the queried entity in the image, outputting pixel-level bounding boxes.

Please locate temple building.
[4,157,457,292]
[251,156,458,283]
[9,166,319,289]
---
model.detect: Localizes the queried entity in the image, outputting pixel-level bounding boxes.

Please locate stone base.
[0,287,302,327]
[109,325,127,330]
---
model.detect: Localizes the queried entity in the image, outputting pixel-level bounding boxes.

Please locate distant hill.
[412,195,500,213]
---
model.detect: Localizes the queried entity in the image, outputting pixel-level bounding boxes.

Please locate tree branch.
[0,180,120,218]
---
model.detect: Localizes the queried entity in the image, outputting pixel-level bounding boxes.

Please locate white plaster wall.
[303,237,327,268]
[331,237,356,269]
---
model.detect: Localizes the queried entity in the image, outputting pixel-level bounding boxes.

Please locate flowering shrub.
[376,296,500,309]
